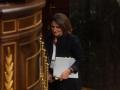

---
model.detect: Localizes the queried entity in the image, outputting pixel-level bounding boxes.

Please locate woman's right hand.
[59,68,71,81]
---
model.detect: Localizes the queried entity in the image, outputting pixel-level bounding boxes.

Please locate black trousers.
[49,78,81,90]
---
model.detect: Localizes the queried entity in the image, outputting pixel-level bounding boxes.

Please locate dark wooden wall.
[43,0,120,90]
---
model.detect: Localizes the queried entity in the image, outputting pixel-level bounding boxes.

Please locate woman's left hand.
[59,69,71,81]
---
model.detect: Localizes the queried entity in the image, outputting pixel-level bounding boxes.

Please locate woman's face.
[51,21,63,37]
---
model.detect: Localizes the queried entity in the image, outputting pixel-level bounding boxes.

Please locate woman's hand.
[59,69,71,81]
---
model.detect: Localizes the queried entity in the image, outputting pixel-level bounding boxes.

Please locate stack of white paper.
[53,57,78,78]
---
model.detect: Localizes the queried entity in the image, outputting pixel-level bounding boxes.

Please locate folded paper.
[53,57,78,78]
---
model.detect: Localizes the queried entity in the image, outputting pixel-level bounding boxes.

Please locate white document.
[53,57,78,78]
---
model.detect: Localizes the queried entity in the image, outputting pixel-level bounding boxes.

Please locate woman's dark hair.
[51,13,72,34]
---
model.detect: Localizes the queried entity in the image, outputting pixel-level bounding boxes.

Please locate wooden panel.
[0,0,47,90]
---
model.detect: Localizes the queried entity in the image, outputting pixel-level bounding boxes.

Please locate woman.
[45,13,82,90]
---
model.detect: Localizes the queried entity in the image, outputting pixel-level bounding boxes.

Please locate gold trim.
[2,42,16,90]
[34,11,42,26]
[18,15,35,31]
[39,34,48,90]
[27,79,40,90]
[26,49,40,61]
[1,11,42,34]
[26,48,41,88]
[2,20,17,34]
[35,19,42,27]
[5,47,14,90]
[18,11,42,31]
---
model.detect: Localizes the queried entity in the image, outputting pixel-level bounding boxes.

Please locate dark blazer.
[45,33,82,73]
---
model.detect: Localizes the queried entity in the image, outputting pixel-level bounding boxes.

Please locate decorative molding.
[5,47,14,90]
[2,20,17,34]
[1,11,42,34]
[26,49,40,61]
[34,11,42,26]
[18,15,35,31]
[26,48,41,89]
[39,34,48,90]
[2,42,16,90]
[27,79,40,90]
[18,11,42,31]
